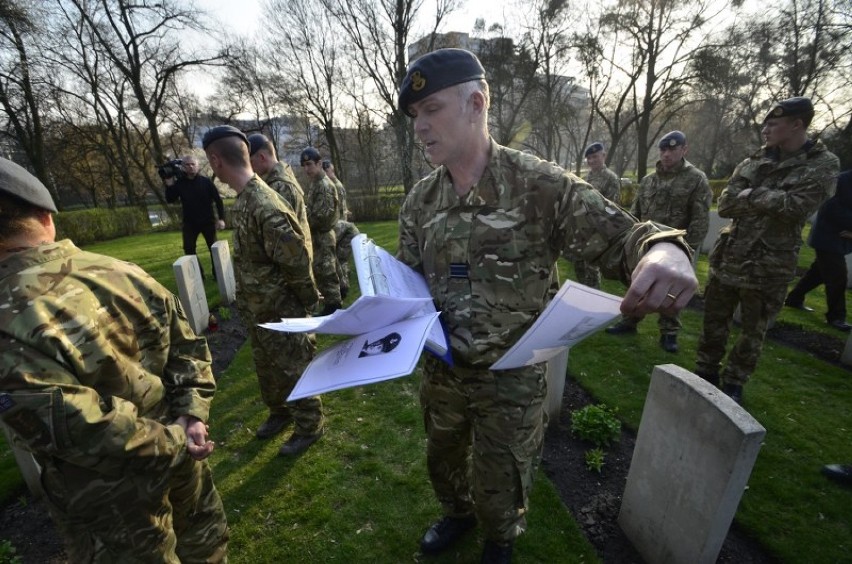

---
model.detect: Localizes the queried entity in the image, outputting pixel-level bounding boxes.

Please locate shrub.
[0,539,21,564]
[571,404,621,448]
[55,207,151,245]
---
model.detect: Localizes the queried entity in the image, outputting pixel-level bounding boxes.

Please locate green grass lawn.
[1,222,850,562]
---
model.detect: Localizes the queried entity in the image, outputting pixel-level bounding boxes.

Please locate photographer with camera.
[163,155,226,280]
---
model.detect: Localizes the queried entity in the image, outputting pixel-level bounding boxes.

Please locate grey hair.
[457,79,490,111]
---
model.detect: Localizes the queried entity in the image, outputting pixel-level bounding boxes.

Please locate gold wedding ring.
[665,292,678,301]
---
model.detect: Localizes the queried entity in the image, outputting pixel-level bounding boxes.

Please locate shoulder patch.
[0,394,15,414]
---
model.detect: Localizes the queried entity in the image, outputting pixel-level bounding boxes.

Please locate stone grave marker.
[173,255,209,335]
[619,364,766,564]
[211,241,236,305]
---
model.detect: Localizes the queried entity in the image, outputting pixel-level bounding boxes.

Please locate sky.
[203,0,504,41]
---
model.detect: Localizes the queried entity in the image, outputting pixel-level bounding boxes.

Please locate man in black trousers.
[165,155,226,279]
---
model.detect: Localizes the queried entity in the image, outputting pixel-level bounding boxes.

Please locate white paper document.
[287,313,440,400]
[352,234,448,355]
[490,281,623,371]
[259,294,433,335]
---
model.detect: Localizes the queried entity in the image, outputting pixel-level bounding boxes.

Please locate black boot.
[605,320,637,335]
[419,515,476,555]
[722,383,743,405]
[695,370,720,388]
[659,334,678,353]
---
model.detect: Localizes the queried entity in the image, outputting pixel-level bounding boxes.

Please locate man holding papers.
[397,48,698,563]
[203,126,325,457]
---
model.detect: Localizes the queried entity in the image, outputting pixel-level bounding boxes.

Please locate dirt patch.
[1,298,834,562]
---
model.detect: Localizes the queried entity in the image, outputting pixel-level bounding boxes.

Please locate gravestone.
[544,349,570,423]
[619,364,766,564]
[211,241,236,304]
[173,255,209,335]
[700,211,732,255]
[841,332,852,366]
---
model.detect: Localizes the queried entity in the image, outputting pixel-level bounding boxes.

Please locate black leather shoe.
[821,464,852,486]
[256,413,293,439]
[419,515,476,555]
[784,300,814,312]
[827,319,852,332]
[481,540,514,563]
[722,383,743,405]
[605,321,637,335]
[660,334,678,353]
[278,430,323,456]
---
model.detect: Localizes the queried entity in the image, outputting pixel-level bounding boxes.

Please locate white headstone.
[211,241,236,304]
[173,255,209,335]
[619,364,766,564]
[544,349,570,423]
[701,211,732,254]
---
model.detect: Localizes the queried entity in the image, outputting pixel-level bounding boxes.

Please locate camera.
[157,158,185,180]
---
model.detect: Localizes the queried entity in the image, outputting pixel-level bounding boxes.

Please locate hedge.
[54,207,152,246]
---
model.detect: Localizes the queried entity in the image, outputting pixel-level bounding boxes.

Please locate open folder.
[261,234,623,400]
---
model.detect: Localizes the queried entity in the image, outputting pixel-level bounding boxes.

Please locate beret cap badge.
[411,71,426,92]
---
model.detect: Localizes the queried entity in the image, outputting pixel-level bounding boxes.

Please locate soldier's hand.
[621,242,698,317]
[216,220,225,230]
[176,414,215,460]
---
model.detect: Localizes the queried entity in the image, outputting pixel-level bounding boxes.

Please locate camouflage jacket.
[711,139,839,287]
[584,166,621,204]
[263,162,311,246]
[398,139,690,366]
[332,177,349,219]
[630,159,712,250]
[305,172,340,234]
[231,175,318,320]
[0,240,215,476]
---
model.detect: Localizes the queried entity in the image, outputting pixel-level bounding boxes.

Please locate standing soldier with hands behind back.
[323,159,361,299]
[606,130,711,353]
[573,141,623,289]
[204,126,325,456]
[0,158,229,561]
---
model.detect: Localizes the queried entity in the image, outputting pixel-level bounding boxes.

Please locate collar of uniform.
[656,158,686,176]
[437,138,502,208]
[759,138,820,166]
[0,239,78,280]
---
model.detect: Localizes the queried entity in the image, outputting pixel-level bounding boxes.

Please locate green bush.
[54,207,151,245]
[584,448,606,473]
[0,539,21,564]
[349,194,406,222]
[571,404,621,448]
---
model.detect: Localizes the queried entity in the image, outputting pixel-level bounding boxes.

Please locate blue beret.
[300,147,321,164]
[659,131,687,149]
[764,97,814,123]
[399,48,486,117]
[202,125,249,150]
[247,133,270,156]
[584,142,605,157]
[0,157,57,213]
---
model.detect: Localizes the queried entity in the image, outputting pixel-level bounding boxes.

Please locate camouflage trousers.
[419,356,547,543]
[335,220,360,295]
[249,324,323,435]
[313,230,341,305]
[42,453,228,563]
[696,275,787,386]
[619,311,682,335]
[571,259,601,289]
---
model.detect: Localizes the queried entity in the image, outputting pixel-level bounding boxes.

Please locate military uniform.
[616,158,711,335]
[305,172,341,306]
[330,176,359,297]
[697,140,839,385]
[398,139,689,543]
[574,166,622,287]
[0,241,228,563]
[231,175,323,435]
[263,161,311,244]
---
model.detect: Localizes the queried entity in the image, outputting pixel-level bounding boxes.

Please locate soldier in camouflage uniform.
[301,147,342,315]
[323,159,361,299]
[695,97,839,404]
[203,126,324,456]
[573,141,623,288]
[397,48,699,563]
[248,134,307,224]
[606,130,711,353]
[0,158,228,562]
